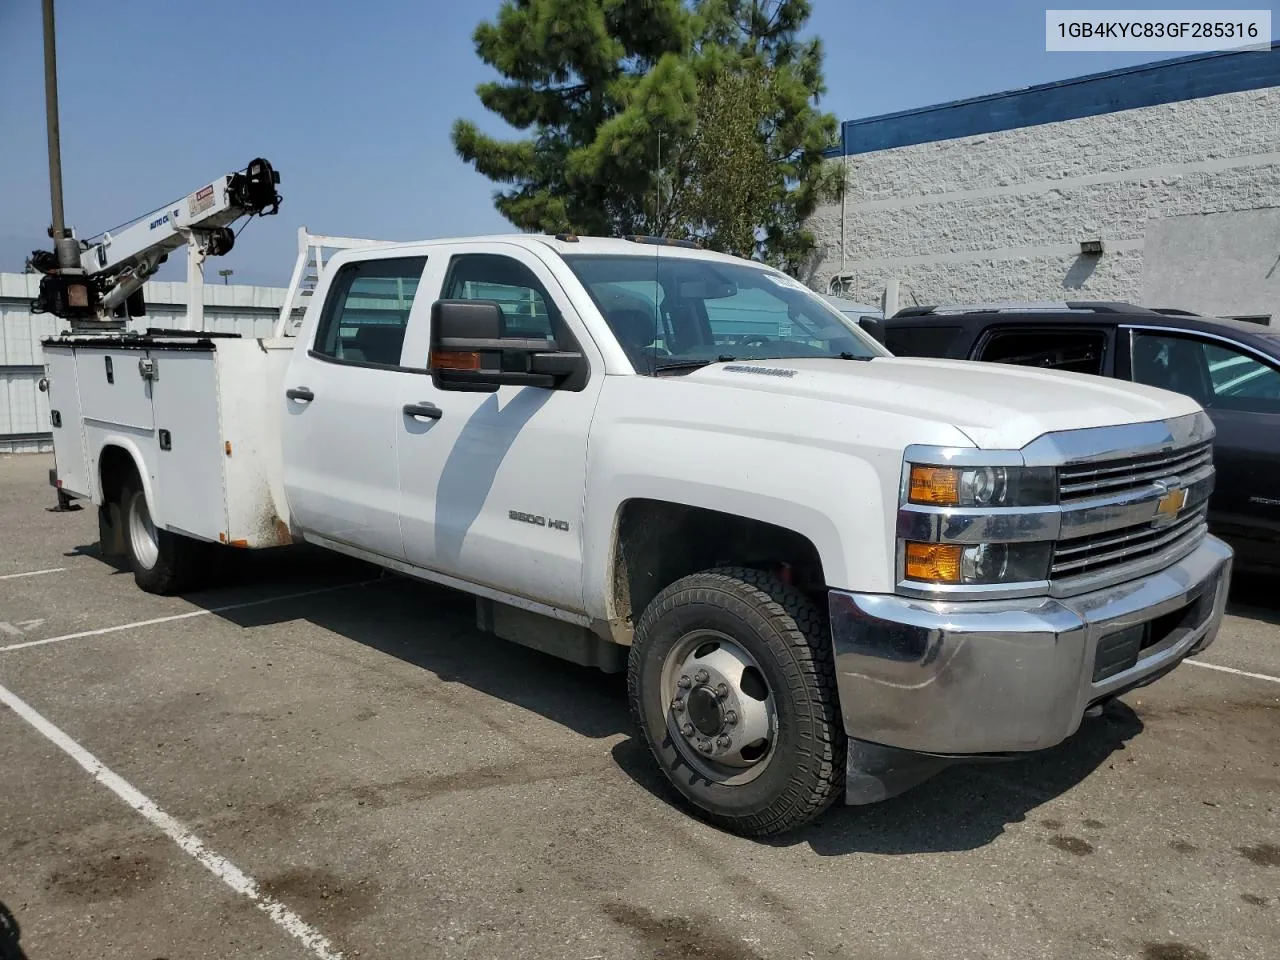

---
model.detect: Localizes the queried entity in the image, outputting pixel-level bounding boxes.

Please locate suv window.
[313,256,427,367]
[443,254,557,339]
[1132,332,1280,413]
[975,328,1106,375]
[884,323,962,358]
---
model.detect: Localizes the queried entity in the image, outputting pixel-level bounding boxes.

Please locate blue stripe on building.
[828,41,1280,157]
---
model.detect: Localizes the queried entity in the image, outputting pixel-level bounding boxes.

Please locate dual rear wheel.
[116,479,206,595]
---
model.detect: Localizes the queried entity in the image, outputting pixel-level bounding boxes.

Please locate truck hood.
[684,357,1202,449]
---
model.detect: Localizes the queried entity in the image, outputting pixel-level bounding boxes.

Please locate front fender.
[579,378,969,621]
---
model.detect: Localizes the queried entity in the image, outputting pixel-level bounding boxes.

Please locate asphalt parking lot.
[0,453,1276,960]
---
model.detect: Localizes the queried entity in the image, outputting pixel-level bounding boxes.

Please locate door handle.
[286,387,315,403]
[403,401,442,421]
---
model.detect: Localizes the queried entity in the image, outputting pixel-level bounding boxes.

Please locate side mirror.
[429,299,584,392]
[858,316,887,346]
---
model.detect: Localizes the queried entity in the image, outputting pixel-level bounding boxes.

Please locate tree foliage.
[452,0,840,274]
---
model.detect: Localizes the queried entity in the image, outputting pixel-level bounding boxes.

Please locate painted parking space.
[1,454,1277,960]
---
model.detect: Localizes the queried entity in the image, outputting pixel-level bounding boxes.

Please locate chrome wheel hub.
[662,630,776,784]
[128,490,160,570]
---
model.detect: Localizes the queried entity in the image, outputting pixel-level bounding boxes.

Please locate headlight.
[907,464,1056,507]
[904,540,1053,585]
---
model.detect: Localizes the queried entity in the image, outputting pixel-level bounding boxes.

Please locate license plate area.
[1091,586,1214,682]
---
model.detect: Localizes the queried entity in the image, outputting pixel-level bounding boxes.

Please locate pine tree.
[452,0,840,274]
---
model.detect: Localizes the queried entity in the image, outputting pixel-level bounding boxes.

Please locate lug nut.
[723,710,737,725]
[677,675,692,689]
[716,735,732,748]
[714,682,729,699]
[694,669,710,684]
[697,738,713,754]
[680,722,694,737]
[671,698,685,713]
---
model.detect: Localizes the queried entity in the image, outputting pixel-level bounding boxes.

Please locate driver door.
[394,244,604,613]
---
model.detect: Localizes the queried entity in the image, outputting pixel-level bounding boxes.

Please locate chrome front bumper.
[829,536,1232,757]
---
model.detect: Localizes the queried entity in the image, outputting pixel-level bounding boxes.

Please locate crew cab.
[40,237,1233,836]
[882,302,1280,572]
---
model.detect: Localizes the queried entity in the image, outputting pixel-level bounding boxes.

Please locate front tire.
[121,482,204,595]
[627,567,845,837]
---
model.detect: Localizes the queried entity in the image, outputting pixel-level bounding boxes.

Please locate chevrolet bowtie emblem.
[1155,486,1187,519]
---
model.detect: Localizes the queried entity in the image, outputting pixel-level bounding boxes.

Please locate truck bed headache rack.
[273,228,394,338]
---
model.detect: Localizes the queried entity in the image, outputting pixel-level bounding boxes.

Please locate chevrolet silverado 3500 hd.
[40,230,1232,836]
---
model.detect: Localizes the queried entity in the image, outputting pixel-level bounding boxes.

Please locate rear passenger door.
[280,253,429,560]
[970,326,1113,376]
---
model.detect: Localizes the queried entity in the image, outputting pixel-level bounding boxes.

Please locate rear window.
[976,328,1107,376]
[313,256,427,367]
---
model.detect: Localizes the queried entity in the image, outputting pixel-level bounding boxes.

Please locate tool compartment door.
[76,345,158,508]
[74,346,155,431]
[42,346,90,498]
[148,347,228,542]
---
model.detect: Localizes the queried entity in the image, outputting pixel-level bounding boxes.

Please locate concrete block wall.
[808,45,1280,319]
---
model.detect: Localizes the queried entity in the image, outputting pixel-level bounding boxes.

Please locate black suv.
[882,302,1280,571]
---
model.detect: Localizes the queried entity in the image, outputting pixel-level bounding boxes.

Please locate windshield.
[563,254,886,374]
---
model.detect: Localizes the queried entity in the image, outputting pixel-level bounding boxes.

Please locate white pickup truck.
[41,230,1233,836]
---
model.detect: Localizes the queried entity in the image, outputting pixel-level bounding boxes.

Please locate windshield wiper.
[838,352,872,361]
[654,355,737,375]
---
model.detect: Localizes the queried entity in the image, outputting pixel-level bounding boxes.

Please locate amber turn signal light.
[908,465,961,506]
[430,350,481,371]
[904,542,963,583]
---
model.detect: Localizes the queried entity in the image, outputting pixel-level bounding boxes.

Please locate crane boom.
[31,157,280,328]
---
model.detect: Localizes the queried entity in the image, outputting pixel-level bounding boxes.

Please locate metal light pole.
[218,269,234,285]
[42,0,78,268]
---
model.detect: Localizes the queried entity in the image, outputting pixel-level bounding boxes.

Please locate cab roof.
[370,233,764,266]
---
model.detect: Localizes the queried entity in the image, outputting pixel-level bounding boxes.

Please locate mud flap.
[98,502,127,559]
[845,738,956,805]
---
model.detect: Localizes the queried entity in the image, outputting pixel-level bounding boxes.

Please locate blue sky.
[0,0,1271,284]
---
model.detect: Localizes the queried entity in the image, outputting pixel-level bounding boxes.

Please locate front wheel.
[122,483,205,595]
[627,567,845,836]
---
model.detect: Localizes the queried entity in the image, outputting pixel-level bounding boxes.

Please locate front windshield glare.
[563,254,884,375]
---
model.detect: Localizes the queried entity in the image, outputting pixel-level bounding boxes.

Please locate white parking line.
[1186,659,1280,685]
[0,579,383,654]
[0,680,344,960]
[0,567,66,581]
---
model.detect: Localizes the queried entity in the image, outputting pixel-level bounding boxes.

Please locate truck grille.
[1057,441,1212,503]
[1052,505,1207,579]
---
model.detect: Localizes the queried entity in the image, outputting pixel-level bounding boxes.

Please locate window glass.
[444,254,557,339]
[1131,333,1280,412]
[1202,341,1279,408]
[563,254,883,375]
[884,324,962,358]
[313,256,426,366]
[977,328,1106,375]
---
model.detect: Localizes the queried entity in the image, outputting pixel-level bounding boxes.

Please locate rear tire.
[121,482,205,595]
[627,567,845,837]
